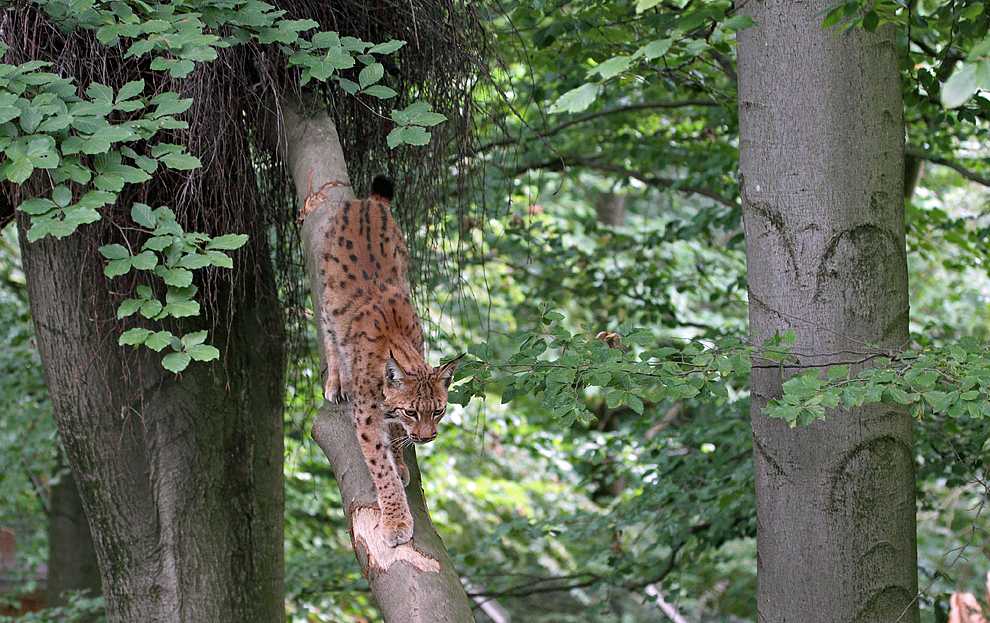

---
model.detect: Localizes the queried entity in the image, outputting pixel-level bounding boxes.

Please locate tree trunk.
[46,461,102,607]
[281,95,476,623]
[18,223,285,623]
[595,191,627,226]
[737,5,918,623]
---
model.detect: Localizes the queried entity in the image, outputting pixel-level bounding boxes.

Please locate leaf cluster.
[0,60,194,241]
[766,337,990,426]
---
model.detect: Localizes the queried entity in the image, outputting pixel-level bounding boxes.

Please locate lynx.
[319,175,460,547]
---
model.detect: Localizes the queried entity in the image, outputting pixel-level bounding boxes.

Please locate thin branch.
[476,99,719,154]
[906,145,990,188]
[511,155,738,209]
[466,522,714,601]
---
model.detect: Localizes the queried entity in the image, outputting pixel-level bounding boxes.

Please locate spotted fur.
[319,175,460,547]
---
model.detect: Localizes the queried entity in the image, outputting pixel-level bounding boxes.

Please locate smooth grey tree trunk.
[18,222,285,623]
[280,95,476,623]
[737,5,919,623]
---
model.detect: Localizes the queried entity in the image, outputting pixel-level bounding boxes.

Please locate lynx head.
[383,355,461,444]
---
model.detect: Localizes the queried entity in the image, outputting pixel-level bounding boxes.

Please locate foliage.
[0,227,55,573]
[5,593,105,623]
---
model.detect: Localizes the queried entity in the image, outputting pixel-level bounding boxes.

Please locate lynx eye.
[433,408,446,418]
[399,408,418,419]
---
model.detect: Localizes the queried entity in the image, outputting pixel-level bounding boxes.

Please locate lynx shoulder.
[319,175,460,547]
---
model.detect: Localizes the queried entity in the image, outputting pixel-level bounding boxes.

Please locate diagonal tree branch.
[511,155,738,209]
[283,94,476,623]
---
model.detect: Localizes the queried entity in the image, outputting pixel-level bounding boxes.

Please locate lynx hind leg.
[355,405,413,547]
[320,317,346,403]
[387,422,410,487]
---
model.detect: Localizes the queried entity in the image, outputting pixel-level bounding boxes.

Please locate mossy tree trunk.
[281,95,476,623]
[737,3,919,622]
[18,222,285,623]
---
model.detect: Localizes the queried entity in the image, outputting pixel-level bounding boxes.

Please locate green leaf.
[131,202,155,228]
[149,94,194,118]
[204,250,233,268]
[181,330,209,347]
[19,106,42,133]
[362,85,397,99]
[961,3,984,20]
[387,125,430,148]
[396,103,447,127]
[162,267,194,288]
[721,15,756,31]
[638,39,672,60]
[628,393,644,414]
[131,250,158,270]
[145,330,174,352]
[164,299,200,318]
[139,299,163,318]
[116,299,143,319]
[942,63,978,109]
[17,198,56,216]
[206,233,248,250]
[187,343,219,362]
[0,104,20,124]
[159,152,201,170]
[104,257,132,278]
[975,58,990,92]
[887,387,913,405]
[549,83,598,114]
[162,352,192,373]
[468,342,493,363]
[368,39,405,54]
[52,185,72,208]
[116,79,145,103]
[4,157,34,184]
[119,327,152,346]
[99,243,131,260]
[86,82,114,105]
[862,10,879,32]
[827,365,848,381]
[178,253,212,270]
[588,56,632,80]
[359,62,384,88]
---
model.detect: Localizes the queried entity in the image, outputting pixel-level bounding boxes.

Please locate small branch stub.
[350,503,441,579]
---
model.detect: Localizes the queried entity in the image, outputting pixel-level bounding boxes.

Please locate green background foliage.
[4,0,990,621]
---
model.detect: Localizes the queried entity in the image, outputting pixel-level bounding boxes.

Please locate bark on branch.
[280,93,475,623]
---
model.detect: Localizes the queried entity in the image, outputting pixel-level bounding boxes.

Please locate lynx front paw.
[323,378,347,403]
[382,517,413,547]
[395,462,410,488]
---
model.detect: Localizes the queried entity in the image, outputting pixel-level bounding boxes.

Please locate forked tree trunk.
[738,4,918,623]
[281,96,476,623]
[18,224,285,623]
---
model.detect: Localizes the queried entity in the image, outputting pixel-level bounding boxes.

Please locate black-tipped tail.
[371,175,394,202]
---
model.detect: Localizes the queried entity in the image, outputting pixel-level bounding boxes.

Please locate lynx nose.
[411,433,437,445]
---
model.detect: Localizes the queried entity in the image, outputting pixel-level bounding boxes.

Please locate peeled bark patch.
[350,503,441,579]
